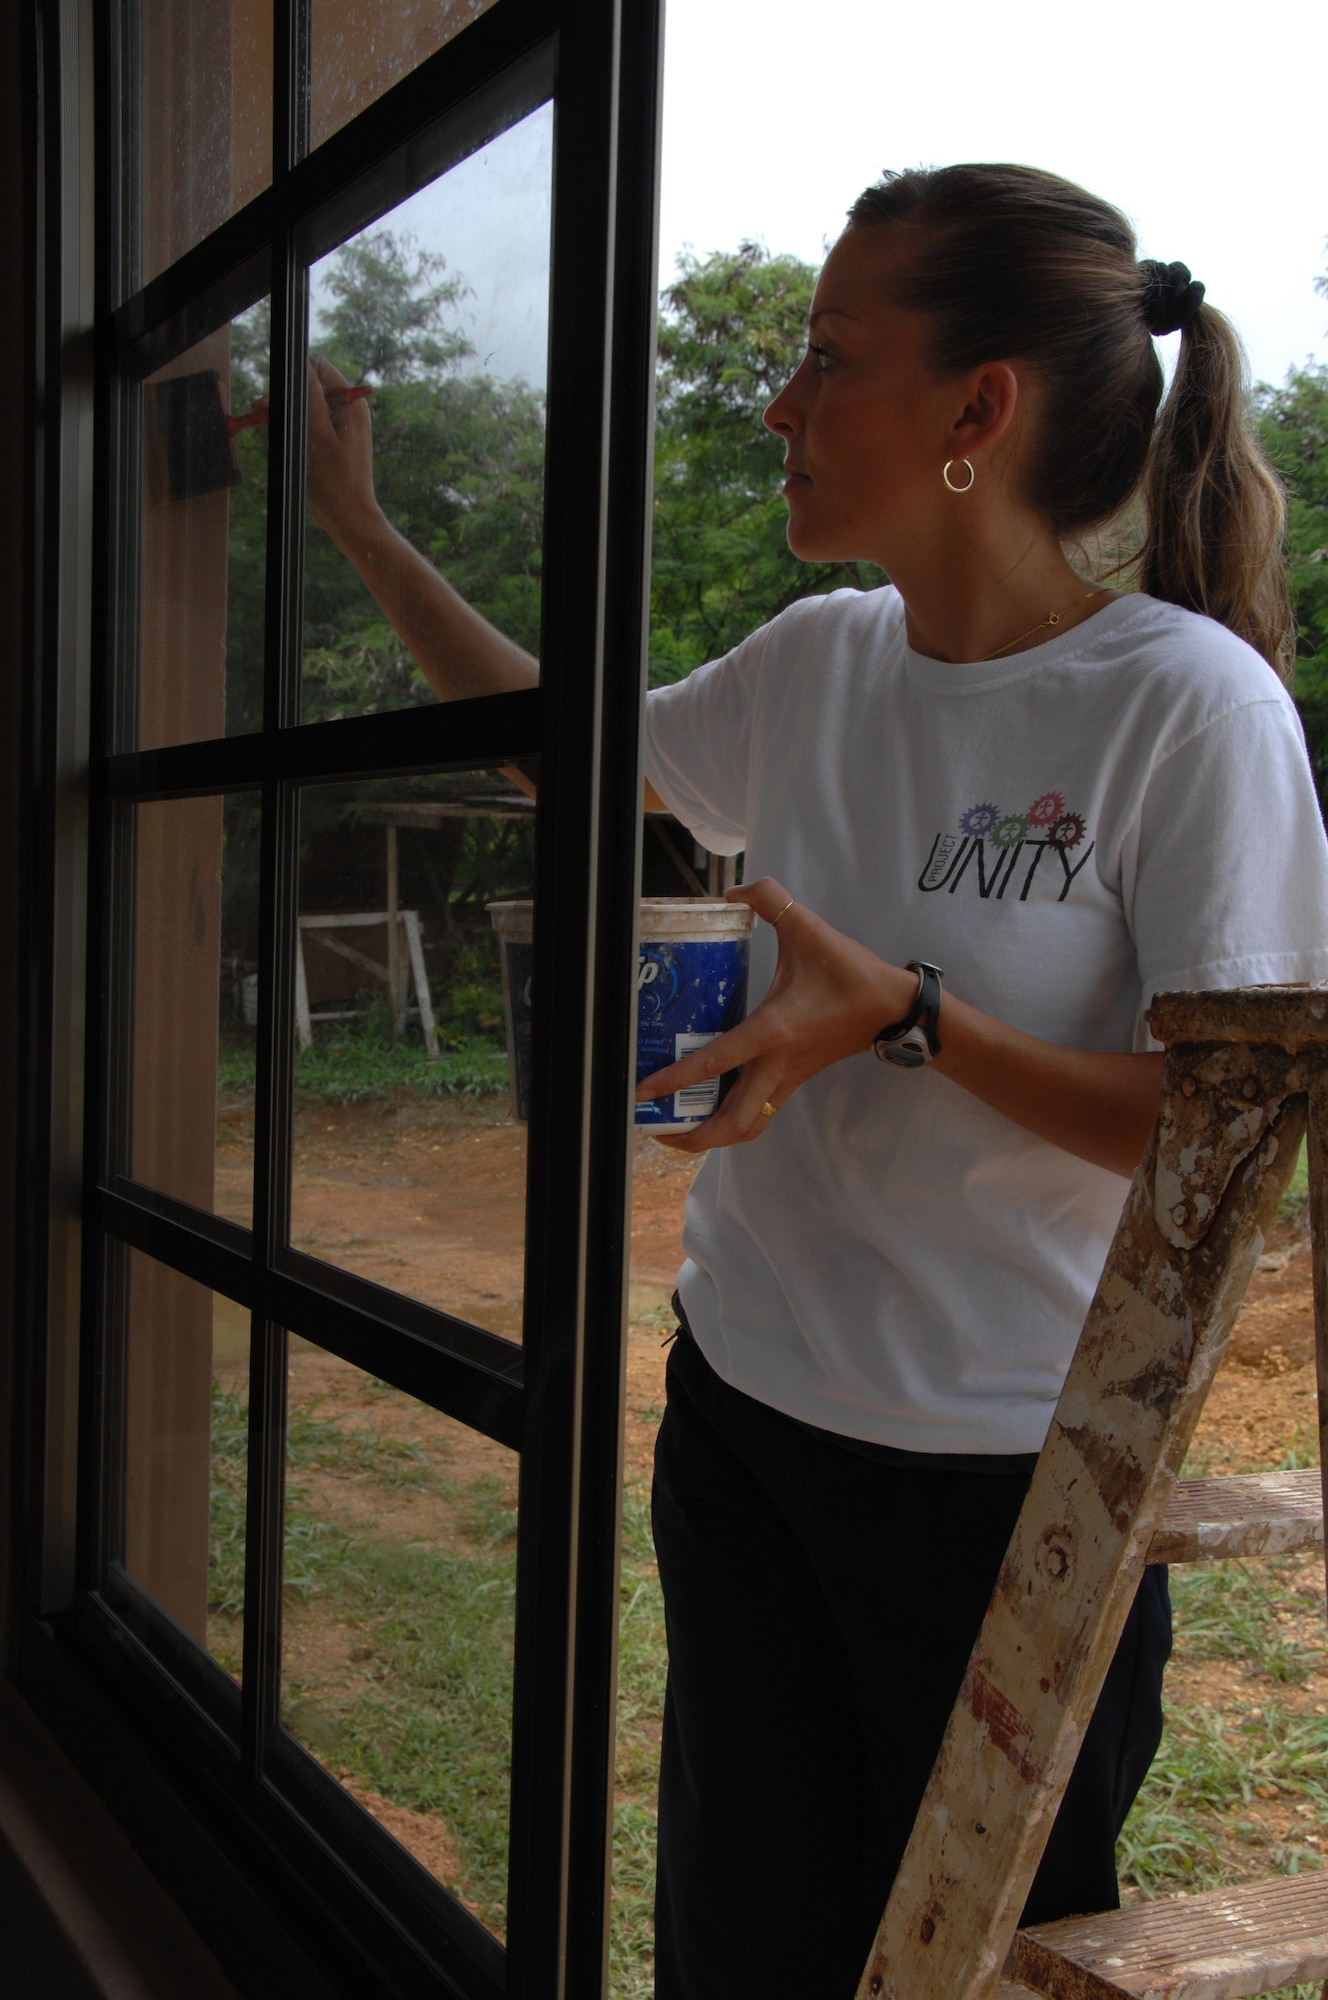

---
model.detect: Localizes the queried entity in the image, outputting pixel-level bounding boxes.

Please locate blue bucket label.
[634,936,749,1128]
[498,925,749,1127]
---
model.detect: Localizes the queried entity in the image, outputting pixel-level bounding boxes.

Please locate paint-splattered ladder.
[854,989,1328,2000]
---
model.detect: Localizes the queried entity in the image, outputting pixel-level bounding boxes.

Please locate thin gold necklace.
[981,587,1106,663]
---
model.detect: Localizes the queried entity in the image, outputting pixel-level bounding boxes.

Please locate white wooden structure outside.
[294,910,439,1060]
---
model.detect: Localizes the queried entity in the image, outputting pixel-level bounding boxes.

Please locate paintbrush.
[154,370,374,499]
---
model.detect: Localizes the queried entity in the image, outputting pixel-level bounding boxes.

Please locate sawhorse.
[294,910,439,1059]
[858,988,1328,2000]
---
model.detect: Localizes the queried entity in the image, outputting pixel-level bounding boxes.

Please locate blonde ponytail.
[1139,305,1292,676]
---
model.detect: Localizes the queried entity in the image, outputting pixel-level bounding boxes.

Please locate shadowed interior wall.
[122,14,249,1644]
[0,0,32,1675]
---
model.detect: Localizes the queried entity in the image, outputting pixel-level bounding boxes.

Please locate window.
[20,2,664,1993]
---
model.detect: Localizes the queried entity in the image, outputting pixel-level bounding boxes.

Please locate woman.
[308,164,1328,1998]
[631,168,1328,1999]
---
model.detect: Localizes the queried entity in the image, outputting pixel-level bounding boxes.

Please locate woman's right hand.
[306,356,380,551]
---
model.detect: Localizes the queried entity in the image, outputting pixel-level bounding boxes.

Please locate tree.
[649,243,884,686]
[317,230,472,384]
[1257,277,1328,819]
[300,234,546,721]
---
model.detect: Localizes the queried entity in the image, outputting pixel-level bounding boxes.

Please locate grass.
[218,1010,509,1106]
[1279,1135,1311,1218]
[610,1485,668,2000]
[207,1361,1323,2000]
[207,1370,667,1981]
[1118,1545,1326,2000]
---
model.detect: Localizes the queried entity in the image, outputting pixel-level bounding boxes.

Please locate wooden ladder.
[856,989,1328,2000]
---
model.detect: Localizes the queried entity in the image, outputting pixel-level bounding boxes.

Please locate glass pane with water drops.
[127,0,273,294]
[301,101,551,724]
[309,0,502,152]
[280,1338,517,1934]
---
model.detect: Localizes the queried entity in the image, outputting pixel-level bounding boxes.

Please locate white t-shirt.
[644,587,1328,1454]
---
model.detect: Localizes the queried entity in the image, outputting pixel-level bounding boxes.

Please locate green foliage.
[317,231,473,385]
[1279,1136,1310,1220]
[301,367,547,720]
[217,1019,509,1105]
[1257,361,1328,819]
[208,1382,250,1623]
[650,243,885,685]
[300,231,545,722]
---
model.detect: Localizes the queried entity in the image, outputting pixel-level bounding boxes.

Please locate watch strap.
[872,961,943,1068]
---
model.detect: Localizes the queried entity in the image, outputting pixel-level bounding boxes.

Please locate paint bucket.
[487,898,754,1129]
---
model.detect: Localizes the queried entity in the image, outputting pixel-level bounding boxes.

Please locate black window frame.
[15,1,666,1994]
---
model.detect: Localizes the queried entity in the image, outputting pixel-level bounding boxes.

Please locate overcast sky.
[316,0,1326,396]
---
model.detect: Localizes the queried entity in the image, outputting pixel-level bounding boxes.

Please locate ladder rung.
[1009,1871,1328,1998]
[1147,1469,1324,1564]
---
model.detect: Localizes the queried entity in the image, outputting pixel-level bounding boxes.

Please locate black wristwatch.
[872,961,943,1068]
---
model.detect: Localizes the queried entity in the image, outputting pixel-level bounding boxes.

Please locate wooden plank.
[403,910,439,1062]
[855,1041,1311,2000]
[298,911,401,929]
[1150,988,1328,1053]
[386,822,401,1034]
[293,935,312,1053]
[649,816,707,897]
[311,932,390,983]
[1311,1074,1328,1617]
[1146,1469,1324,1564]
[1009,1871,1328,1999]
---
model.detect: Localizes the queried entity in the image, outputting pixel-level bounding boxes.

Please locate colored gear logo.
[1026,791,1065,828]
[960,802,1000,836]
[1050,811,1086,850]
[991,813,1029,849]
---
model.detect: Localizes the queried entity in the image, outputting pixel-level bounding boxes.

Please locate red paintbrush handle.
[226,383,374,434]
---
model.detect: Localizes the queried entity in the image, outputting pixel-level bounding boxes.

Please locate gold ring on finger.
[769,897,795,927]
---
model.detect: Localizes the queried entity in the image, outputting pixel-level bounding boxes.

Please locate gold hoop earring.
[942,457,976,493]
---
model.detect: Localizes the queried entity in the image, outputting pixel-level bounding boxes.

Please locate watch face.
[874,1025,931,1068]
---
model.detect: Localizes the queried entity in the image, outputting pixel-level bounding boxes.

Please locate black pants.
[652,1324,1171,2000]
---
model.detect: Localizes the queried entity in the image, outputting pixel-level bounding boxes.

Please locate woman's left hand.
[635,878,914,1151]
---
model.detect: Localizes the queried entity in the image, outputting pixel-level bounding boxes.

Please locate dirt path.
[221,1093,1326,1482]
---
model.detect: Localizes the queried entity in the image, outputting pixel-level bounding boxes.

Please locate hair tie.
[1139,258,1206,337]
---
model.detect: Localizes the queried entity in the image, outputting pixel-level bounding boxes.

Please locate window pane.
[281,1340,516,1932]
[301,104,550,724]
[124,793,260,1230]
[119,1250,250,1681]
[130,0,274,293]
[291,773,531,1340]
[131,303,271,750]
[310,0,502,153]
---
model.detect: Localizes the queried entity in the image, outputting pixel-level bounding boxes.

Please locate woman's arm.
[306,358,538,702]
[306,359,670,809]
[635,876,1163,1178]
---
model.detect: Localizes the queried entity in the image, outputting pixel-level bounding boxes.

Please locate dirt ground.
[215,1094,1327,1915]
[218,1091,1326,1483]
